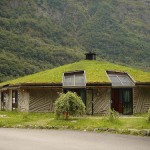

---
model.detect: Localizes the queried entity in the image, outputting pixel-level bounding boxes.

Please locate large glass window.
[107,72,135,87]
[63,71,86,87]
[63,75,74,86]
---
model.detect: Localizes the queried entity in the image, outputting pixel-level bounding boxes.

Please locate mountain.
[0,0,150,82]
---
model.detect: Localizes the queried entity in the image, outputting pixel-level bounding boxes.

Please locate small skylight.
[107,71,135,87]
[63,71,86,87]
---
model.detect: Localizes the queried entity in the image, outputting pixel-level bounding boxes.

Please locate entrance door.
[12,90,18,111]
[111,89,123,113]
[111,88,133,115]
[122,89,133,115]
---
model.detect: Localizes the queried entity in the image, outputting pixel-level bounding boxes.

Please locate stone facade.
[133,87,150,113]
[29,88,62,112]
[1,86,150,114]
[86,88,111,114]
[18,88,30,112]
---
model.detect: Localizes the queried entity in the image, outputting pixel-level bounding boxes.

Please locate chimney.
[85,52,96,60]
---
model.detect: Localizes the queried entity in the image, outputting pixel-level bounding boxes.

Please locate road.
[0,128,149,150]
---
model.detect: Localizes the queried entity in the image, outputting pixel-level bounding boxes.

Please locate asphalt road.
[0,128,149,150]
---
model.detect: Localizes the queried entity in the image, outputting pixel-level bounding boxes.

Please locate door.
[122,89,133,115]
[111,89,123,113]
[111,88,133,114]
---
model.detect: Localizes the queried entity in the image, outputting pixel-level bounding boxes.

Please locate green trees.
[54,92,85,119]
[0,0,150,82]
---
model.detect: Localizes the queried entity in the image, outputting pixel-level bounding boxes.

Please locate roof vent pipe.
[85,52,96,60]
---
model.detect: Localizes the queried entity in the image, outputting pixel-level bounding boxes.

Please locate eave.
[135,82,150,87]
[0,81,150,91]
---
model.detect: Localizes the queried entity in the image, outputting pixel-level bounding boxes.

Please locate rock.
[98,128,108,131]
[147,130,150,136]
[140,130,148,136]
[107,128,115,132]
[128,129,140,135]
[94,128,99,132]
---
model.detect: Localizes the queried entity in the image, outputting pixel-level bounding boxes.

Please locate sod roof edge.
[0,60,150,88]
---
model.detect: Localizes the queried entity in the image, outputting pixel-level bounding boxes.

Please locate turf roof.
[0,60,150,86]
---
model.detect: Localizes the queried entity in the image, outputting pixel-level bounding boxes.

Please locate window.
[63,71,86,87]
[107,71,135,87]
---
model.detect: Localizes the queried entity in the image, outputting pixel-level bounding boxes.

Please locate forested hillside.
[0,0,150,82]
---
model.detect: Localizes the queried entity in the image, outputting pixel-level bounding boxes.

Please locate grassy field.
[0,111,149,136]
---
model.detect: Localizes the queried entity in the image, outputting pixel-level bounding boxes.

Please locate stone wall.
[133,87,150,113]
[18,89,30,112]
[86,88,111,114]
[6,90,12,111]
[1,86,149,114]
[29,88,62,112]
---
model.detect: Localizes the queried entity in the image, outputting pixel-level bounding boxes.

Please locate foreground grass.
[0,111,149,135]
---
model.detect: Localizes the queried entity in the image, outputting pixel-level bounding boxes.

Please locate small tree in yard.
[54,91,86,119]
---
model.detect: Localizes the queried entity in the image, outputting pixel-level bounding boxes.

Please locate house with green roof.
[0,53,150,115]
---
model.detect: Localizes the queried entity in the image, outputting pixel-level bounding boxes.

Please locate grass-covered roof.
[0,60,150,87]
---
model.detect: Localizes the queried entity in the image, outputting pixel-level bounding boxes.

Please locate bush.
[107,109,119,122]
[54,91,86,119]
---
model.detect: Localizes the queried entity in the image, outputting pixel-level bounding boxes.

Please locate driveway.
[0,128,149,150]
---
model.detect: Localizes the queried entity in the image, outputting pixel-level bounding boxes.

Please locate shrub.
[54,91,86,119]
[107,109,119,122]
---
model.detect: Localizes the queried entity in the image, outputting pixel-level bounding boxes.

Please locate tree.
[54,91,85,119]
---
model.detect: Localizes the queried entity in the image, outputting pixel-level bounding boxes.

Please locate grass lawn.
[0,111,150,135]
